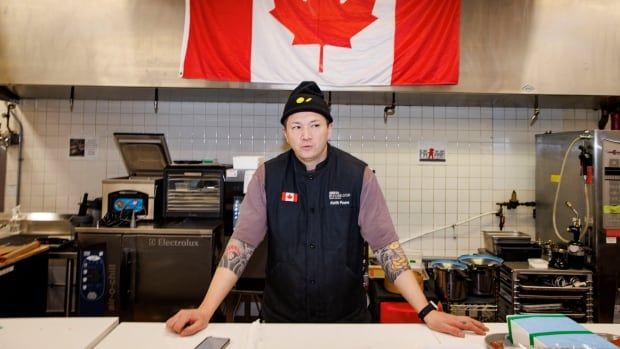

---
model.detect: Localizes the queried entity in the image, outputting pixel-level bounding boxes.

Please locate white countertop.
[0,317,118,349]
[1,319,617,349]
[95,322,442,349]
[95,322,620,349]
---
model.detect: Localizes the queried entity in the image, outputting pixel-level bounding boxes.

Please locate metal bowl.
[429,259,469,270]
[458,254,504,268]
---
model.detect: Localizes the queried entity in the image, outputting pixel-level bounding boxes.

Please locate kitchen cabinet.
[0,242,49,317]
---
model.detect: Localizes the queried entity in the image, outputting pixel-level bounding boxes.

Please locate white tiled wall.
[1,99,599,257]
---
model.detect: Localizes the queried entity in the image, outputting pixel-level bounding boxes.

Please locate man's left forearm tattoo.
[218,238,256,277]
[375,241,411,282]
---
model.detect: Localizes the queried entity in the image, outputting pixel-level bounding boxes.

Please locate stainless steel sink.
[0,212,74,238]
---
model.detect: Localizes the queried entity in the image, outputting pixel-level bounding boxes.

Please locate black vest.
[263,145,370,322]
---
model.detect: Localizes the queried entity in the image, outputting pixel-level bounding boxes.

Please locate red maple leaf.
[270,0,378,73]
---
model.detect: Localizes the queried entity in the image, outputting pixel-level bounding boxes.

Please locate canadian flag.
[281,192,299,202]
[180,0,460,86]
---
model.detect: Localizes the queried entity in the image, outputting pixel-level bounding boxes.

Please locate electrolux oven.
[76,223,221,321]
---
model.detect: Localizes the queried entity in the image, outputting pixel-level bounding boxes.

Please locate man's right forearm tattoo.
[375,241,411,282]
[218,238,256,277]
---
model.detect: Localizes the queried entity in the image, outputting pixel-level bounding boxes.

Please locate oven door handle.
[121,247,137,307]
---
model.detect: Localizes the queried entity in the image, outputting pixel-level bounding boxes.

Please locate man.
[166,81,488,337]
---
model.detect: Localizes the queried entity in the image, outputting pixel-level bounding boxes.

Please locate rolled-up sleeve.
[230,165,268,248]
[358,167,399,251]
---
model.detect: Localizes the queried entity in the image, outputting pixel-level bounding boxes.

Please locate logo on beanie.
[281,81,333,125]
[295,97,313,104]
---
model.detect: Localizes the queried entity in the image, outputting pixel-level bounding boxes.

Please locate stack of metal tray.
[483,231,532,254]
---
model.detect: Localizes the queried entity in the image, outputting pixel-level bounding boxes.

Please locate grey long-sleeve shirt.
[231,164,399,251]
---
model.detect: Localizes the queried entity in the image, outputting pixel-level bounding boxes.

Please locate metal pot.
[457,254,503,296]
[430,260,470,302]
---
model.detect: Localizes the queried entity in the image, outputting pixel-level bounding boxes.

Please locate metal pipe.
[529,95,540,126]
[0,143,6,212]
[7,104,24,206]
[400,210,497,244]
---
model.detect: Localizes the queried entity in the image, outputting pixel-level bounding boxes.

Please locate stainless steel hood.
[1,0,619,106]
[0,85,614,110]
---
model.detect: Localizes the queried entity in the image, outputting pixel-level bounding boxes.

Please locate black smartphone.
[195,336,230,349]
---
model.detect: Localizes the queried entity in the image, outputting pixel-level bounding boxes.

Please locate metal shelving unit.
[498,261,593,323]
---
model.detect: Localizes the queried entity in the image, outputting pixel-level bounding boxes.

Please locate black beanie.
[281,81,333,125]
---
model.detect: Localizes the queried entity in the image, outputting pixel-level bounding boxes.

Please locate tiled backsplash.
[1,99,599,257]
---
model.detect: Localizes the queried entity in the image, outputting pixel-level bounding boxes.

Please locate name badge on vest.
[329,191,351,206]
[281,192,299,203]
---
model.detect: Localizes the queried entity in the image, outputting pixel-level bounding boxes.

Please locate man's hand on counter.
[166,308,210,336]
[423,311,489,337]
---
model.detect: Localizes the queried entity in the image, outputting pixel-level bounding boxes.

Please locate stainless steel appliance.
[483,231,532,254]
[162,165,228,219]
[430,260,470,302]
[536,130,620,322]
[76,223,221,321]
[101,133,171,222]
[457,254,503,297]
[483,230,541,261]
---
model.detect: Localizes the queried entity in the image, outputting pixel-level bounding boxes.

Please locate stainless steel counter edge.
[75,224,217,236]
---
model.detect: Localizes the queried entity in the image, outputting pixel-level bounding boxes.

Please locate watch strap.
[418,302,437,321]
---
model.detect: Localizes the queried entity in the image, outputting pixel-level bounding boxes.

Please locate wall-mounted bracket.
[384,92,396,124]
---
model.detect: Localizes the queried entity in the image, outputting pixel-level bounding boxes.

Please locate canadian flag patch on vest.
[280,192,299,203]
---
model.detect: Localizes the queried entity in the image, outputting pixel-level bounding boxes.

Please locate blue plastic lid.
[429,259,469,271]
[457,254,504,267]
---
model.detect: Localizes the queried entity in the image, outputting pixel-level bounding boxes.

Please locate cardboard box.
[368,265,385,279]
[507,314,616,349]
[232,156,264,170]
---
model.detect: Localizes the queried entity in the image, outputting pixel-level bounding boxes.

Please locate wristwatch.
[417,302,438,322]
